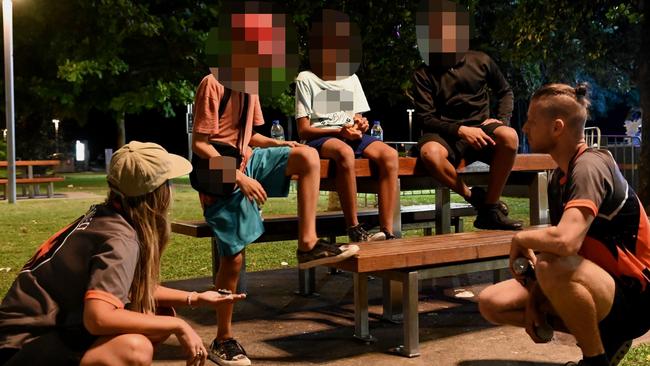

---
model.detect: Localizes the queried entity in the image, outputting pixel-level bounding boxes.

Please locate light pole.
[52,119,60,154]
[3,0,16,203]
[406,109,415,141]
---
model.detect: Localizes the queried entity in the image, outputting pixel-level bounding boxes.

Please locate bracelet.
[186,291,198,309]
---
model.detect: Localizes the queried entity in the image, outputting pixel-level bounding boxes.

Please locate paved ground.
[152,267,650,366]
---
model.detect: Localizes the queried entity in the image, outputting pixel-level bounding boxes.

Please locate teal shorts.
[203,147,291,257]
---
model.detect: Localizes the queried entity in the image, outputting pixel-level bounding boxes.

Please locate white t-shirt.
[294,71,370,129]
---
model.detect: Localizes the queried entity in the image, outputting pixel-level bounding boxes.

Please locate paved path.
[153,268,650,366]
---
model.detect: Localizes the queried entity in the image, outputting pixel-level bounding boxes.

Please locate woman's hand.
[174,319,207,366]
[196,291,247,308]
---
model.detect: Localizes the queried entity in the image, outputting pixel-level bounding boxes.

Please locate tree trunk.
[116,112,126,148]
[639,0,650,209]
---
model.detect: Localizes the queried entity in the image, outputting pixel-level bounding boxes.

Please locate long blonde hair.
[106,182,171,314]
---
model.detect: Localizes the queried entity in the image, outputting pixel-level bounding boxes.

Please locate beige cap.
[107,141,192,197]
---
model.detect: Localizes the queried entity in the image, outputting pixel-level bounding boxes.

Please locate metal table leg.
[353,273,376,342]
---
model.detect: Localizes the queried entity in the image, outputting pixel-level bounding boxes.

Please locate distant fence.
[602,135,641,191]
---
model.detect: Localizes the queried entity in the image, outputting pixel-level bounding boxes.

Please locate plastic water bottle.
[271,120,285,141]
[370,120,383,141]
[513,257,553,343]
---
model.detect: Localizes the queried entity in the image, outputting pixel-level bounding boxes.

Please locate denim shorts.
[202,147,291,257]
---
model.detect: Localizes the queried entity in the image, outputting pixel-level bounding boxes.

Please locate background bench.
[0,160,63,199]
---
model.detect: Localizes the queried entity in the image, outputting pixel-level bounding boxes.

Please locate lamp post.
[52,119,60,154]
[406,108,415,142]
[3,0,16,203]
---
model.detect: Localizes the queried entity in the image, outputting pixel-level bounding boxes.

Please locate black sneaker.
[208,338,251,366]
[467,186,509,216]
[605,339,632,366]
[297,239,359,269]
[474,204,523,230]
[347,224,369,242]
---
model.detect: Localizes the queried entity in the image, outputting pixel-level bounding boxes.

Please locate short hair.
[531,83,591,129]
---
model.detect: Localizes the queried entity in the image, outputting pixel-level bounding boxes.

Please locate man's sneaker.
[347,224,369,242]
[297,239,359,269]
[467,186,509,216]
[474,204,523,230]
[369,230,397,241]
[605,339,632,366]
[208,338,251,366]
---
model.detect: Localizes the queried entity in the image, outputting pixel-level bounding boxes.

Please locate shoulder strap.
[236,94,250,155]
[219,87,232,119]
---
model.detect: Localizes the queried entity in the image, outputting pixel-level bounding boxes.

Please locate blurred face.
[206,2,299,97]
[416,0,470,69]
[524,100,556,153]
[309,10,362,81]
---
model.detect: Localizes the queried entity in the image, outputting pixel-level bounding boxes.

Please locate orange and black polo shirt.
[549,147,650,293]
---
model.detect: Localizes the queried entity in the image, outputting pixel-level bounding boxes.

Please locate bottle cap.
[273,120,280,124]
[373,120,380,125]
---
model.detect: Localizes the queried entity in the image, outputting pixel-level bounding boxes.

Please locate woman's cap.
[107,141,192,197]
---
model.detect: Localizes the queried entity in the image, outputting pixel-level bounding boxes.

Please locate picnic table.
[0,160,64,199]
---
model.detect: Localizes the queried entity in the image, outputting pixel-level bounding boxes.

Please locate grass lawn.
[2,172,649,364]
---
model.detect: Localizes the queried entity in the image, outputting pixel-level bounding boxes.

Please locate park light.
[2,128,6,141]
[3,0,16,203]
[52,119,60,154]
[75,140,85,162]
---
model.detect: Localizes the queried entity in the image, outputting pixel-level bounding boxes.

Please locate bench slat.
[332,226,545,273]
[0,177,65,184]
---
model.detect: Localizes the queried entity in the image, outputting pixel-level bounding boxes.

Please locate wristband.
[186,291,198,309]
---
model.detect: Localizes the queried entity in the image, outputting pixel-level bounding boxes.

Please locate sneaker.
[605,339,632,366]
[474,204,523,230]
[208,338,251,366]
[347,224,369,242]
[369,230,397,241]
[297,239,359,269]
[467,186,509,216]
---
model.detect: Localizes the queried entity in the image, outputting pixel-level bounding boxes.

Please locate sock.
[583,353,608,366]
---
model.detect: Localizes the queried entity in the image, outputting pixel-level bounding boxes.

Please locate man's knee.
[419,142,448,166]
[292,146,320,173]
[332,145,356,169]
[477,285,503,324]
[373,145,398,172]
[494,126,519,152]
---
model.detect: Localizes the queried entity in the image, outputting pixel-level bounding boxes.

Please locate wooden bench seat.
[327,226,544,357]
[0,176,64,199]
[171,202,476,293]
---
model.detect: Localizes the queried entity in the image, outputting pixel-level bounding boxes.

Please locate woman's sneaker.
[297,239,359,269]
[208,338,251,366]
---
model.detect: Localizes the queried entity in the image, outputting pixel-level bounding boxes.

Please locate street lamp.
[52,119,60,154]
[3,0,16,203]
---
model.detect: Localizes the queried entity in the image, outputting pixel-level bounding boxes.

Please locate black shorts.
[598,280,650,345]
[416,123,504,167]
[0,327,97,366]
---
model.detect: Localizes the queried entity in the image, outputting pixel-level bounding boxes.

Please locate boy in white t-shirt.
[295,9,399,241]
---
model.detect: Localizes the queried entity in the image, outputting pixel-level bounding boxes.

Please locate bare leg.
[285,146,320,251]
[81,334,154,366]
[419,141,471,198]
[215,252,243,341]
[536,253,615,357]
[486,126,518,204]
[319,139,359,227]
[362,142,398,233]
[478,278,529,327]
